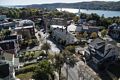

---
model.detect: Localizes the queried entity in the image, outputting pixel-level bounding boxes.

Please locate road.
[36,29,60,54]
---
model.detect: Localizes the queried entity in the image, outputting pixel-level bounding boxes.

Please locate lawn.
[16,72,33,80]
[24,50,42,58]
[16,63,37,80]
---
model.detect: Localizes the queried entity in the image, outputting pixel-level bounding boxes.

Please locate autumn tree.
[90,32,98,39]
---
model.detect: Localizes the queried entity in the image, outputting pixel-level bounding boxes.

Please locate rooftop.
[15,26,34,30]
[67,23,82,32]
[18,20,34,27]
[50,25,66,29]
[0,35,18,41]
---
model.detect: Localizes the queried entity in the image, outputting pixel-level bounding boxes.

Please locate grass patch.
[15,63,37,76]
[16,72,33,80]
[24,50,42,59]
[22,63,37,69]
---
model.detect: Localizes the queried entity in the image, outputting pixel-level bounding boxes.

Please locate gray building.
[0,15,6,21]
[85,38,119,69]
[108,23,120,40]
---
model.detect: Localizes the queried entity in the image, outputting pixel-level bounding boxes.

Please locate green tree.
[32,60,54,80]
[73,16,80,23]
[83,31,88,39]
[101,29,108,38]
[54,51,77,80]
[54,54,64,80]
[31,53,35,59]
[65,45,75,54]
[41,43,51,54]
[0,29,11,36]
[62,50,77,80]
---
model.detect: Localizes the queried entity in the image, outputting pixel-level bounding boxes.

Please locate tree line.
[0,7,120,28]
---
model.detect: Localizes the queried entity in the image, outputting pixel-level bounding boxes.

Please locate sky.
[0,0,119,6]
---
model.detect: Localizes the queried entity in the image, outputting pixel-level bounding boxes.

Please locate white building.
[67,23,82,32]
[18,20,35,27]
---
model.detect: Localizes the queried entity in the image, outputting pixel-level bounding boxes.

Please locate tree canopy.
[32,60,54,80]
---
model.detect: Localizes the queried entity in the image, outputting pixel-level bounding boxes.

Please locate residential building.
[0,35,21,79]
[0,22,16,30]
[0,15,6,21]
[82,24,99,33]
[0,35,22,55]
[46,18,67,26]
[0,61,10,80]
[14,26,35,39]
[67,23,82,32]
[85,38,119,69]
[88,20,96,26]
[67,23,99,33]
[17,20,35,27]
[0,17,16,30]
[14,20,35,39]
[108,23,120,40]
[50,25,78,45]
[78,19,86,24]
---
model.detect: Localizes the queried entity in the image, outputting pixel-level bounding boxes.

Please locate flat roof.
[51,25,66,29]
[15,26,34,30]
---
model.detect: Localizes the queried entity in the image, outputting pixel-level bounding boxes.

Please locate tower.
[60,7,62,12]
[77,6,81,17]
[78,6,81,17]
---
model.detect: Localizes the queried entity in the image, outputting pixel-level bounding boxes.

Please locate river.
[57,8,120,18]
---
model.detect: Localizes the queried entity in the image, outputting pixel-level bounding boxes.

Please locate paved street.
[36,29,60,54]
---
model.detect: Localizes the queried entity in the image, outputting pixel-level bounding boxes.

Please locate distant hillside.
[23,1,120,11]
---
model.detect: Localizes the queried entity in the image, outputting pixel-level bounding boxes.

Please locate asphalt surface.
[36,29,61,54]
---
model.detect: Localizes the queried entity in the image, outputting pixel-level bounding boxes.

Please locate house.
[82,24,99,33]
[78,19,87,24]
[88,20,96,26]
[50,25,78,45]
[67,23,99,33]
[0,15,6,21]
[0,17,16,30]
[0,61,10,80]
[0,22,16,30]
[0,35,22,55]
[107,61,120,79]
[0,35,21,79]
[108,23,120,40]
[14,26,35,39]
[14,20,35,39]
[67,23,82,33]
[17,20,35,27]
[85,38,119,69]
[46,18,67,26]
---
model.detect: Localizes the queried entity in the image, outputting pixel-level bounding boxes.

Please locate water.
[57,8,120,18]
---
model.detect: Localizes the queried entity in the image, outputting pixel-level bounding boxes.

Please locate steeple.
[77,6,81,17]
[60,7,62,12]
[78,6,81,16]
